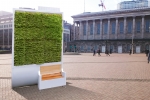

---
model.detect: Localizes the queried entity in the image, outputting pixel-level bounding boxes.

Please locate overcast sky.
[0,0,123,24]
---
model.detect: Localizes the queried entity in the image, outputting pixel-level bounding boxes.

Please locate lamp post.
[132,34,134,54]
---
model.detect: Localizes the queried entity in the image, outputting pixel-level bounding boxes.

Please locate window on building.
[145,20,150,33]
[97,23,100,34]
[127,21,132,33]
[119,22,124,34]
[90,24,93,35]
[81,45,83,50]
[83,24,86,35]
[136,21,141,33]
[111,22,116,34]
[104,23,108,34]
[127,44,131,52]
[145,44,149,50]
[87,46,91,51]
[110,45,114,52]
[94,45,98,50]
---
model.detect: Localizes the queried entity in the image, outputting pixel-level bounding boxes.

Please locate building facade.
[117,0,150,9]
[69,7,150,53]
[63,20,71,52]
[0,11,13,50]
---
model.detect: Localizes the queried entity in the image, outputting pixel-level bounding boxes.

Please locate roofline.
[71,7,150,18]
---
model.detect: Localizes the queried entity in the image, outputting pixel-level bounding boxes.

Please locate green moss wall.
[14,11,62,66]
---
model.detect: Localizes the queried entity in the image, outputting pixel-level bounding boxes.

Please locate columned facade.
[70,8,150,53]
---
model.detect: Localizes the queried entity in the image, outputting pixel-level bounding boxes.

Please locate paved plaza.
[0,53,150,100]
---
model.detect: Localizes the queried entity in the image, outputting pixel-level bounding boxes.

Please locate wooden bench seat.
[40,64,62,81]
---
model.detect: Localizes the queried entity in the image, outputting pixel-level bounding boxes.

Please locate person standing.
[106,49,110,56]
[148,52,150,63]
[129,49,132,55]
[93,49,96,56]
[97,49,101,56]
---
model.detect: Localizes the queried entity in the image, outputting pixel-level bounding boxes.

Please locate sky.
[0,0,124,24]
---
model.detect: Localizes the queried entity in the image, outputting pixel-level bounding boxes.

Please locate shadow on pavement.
[13,82,103,100]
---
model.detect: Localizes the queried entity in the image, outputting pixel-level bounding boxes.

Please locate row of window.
[79,44,150,51]
[0,24,12,28]
[120,1,148,9]
[83,20,150,35]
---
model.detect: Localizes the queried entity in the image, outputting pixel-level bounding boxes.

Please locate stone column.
[93,20,95,39]
[142,16,145,38]
[8,28,9,47]
[115,18,118,39]
[73,21,76,40]
[108,18,110,39]
[79,21,82,40]
[86,20,88,40]
[124,17,127,38]
[100,19,103,39]
[133,16,135,37]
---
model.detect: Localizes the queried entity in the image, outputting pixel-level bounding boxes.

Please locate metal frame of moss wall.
[11,8,64,88]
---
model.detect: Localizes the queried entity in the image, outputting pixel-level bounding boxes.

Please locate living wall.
[14,10,62,66]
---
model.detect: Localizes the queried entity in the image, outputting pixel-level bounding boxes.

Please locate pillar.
[73,21,76,40]
[93,20,95,39]
[86,20,88,40]
[133,16,135,37]
[124,17,127,38]
[108,18,110,39]
[115,18,118,39]
[142,16,145,38]
[100,19,103,39]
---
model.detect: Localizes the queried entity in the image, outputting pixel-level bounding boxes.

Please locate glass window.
[145,20,150,33]
[112,22,116,34]
[83,24,86,35]
[136,21,141,33]
[104,23,108,34]
[97,23,100,34]
[87,46,91,51]
[110,45,114,52]
[127,44,131,52]
[90,24,93,35]
[81,45,83,50]
[128,21,132,33]
[119,22,124,34]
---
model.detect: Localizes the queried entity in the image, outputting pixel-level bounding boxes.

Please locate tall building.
[118,0,150,9]
[63,20,71,52]
[69,7,150,53]
[0,11,13,50]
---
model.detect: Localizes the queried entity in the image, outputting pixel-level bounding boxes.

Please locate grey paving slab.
[0,53,150,100]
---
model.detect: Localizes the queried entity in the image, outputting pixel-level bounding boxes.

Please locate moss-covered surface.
[14,11,62,66]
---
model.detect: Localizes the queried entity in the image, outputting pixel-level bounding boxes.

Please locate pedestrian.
[110,49,112,54]
[147,50,149,57]
[97,49,101,56]
[106,49,110,56]
[93,49,96,56]
[129,49,131,55]
[148,52,150,63]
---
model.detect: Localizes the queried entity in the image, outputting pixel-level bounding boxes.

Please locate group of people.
[93,49,112,56]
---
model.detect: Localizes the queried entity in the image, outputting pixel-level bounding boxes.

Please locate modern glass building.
[0,11,13,50]
[118,0,150,9]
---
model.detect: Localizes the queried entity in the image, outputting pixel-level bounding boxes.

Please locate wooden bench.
[40,64,62,81]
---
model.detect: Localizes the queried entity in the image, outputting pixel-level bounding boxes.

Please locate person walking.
[106,49,110,56]
[93,49,96,56]
[97,49,101,56]
[129,49,132,55]
[148,52,150,63]
[110,49,112,54]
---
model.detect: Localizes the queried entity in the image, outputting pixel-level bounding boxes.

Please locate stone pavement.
[0,53,150,100]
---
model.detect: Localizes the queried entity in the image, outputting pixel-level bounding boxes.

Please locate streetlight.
[132,34,134,54]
